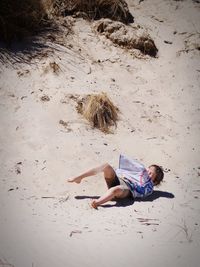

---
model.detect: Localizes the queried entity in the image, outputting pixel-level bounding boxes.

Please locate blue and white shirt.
[115,154,154,198]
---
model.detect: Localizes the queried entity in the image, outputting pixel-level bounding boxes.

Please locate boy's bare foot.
[67,177,82,184]
[91,200,99,209]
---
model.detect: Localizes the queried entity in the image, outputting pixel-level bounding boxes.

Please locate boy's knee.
[103,163,114,176]
[112,186,124,197]
[103,163,112,171]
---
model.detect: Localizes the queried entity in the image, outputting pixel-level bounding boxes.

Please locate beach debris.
[54,0,134,24]
[8,188,14,192]
[151,15,164,23]
[147,137,157,140]
[44,62,61,75]
[50,62,60,74]
[17,70,30,77]
[8,93,15,98]
[137,230,144,238]
[59,120,68,128]
[76,92,119,133]
[95,19,158,57]
[15,162,22,174]
[69,230,82,237]
[41,196,56,199]
[177,31,200,56]
[40,95,50,102]
[59,196,70,203]
[21,95,28,100]
[8,187,19,192]
[141,222,159,226]
[176,220,193,243]
[59,120,72,132]
[137,217,159,226]
[164,40,173,44]
[60,93,80,104]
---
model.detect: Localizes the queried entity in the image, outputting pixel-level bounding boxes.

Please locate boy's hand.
[67,177,82,183]
[91,200,98,209]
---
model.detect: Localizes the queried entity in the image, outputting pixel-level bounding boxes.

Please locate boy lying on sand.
[67,154,164,209]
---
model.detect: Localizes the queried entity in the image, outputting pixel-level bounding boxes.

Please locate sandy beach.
[0,0,200,266]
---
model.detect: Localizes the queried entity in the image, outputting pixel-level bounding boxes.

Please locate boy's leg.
[103,164,119,188]
[67,163,117,184]
[91,185,130,209]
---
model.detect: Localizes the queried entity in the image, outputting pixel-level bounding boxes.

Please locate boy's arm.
[134,182,154,198]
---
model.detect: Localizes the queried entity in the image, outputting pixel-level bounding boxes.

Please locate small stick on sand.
[69,230,82,237]
[41,196,55,199]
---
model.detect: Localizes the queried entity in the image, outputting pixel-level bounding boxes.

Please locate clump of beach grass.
[0,0,55,43]
[76,93,119,133]
[53,0,134,24]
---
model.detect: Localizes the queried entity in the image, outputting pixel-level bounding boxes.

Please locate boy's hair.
[150,164,164,185]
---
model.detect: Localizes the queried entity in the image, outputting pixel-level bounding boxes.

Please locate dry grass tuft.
[49,61,60,73]
[43,61,61,74]
[54,0,133,24]
[76,93,119,133]
[0,0,133,44]
[95,19,158,57]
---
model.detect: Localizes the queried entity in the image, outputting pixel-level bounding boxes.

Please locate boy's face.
[147,166,157,182]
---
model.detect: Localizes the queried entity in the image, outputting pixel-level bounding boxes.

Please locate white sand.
[0,0,200,266]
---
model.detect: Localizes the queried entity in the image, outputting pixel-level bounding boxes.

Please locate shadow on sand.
[0,24,60,65]
[137,190,175,202]
[75,190,175,208]
[0,38,51,65]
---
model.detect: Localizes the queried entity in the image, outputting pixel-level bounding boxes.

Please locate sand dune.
[0,0,200,266]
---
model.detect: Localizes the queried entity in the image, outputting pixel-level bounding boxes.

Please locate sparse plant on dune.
[0,0,55,43]
[53,0,134,24]
[0,0,133,44]
[76,93,119,133]
[0,0,157,62]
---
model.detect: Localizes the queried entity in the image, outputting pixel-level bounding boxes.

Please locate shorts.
[106,174,132,199]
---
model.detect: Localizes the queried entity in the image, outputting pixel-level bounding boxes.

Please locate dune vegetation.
[0,0,55,43]
[0,0,133,43]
